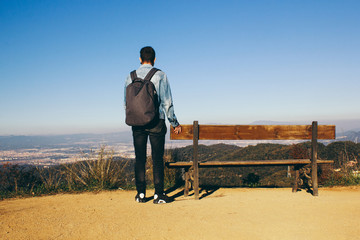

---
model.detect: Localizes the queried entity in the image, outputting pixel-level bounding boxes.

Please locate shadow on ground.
[165,184,221,200]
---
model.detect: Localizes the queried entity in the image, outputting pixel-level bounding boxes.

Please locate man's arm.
[158,73,180,128]
[124,75,131,109]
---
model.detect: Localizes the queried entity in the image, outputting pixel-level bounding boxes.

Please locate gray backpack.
[125,68,160,126]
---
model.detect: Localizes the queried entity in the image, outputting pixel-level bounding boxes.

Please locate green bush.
[0,163,42,199]
[243,173,260,187]
[322,171,360,186]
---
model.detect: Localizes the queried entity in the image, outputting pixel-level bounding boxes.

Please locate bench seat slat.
[166,159,334,168]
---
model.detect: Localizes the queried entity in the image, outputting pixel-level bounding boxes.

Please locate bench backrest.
[171,123,335,140]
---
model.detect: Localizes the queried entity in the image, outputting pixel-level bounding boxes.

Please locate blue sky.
[1,0,359,135]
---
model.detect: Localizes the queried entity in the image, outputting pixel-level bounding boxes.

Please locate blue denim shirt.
[124,64,180,127]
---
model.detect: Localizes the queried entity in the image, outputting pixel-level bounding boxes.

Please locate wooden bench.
[167,121,335,199]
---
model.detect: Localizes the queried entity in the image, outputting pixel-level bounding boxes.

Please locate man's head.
[140,46,156,66]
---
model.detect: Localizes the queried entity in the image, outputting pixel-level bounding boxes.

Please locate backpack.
[125,68,160,126]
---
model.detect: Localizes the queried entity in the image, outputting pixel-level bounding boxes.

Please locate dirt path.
[1,187,360,240]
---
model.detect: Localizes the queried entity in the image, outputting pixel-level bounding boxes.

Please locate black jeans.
[132,119,167,195]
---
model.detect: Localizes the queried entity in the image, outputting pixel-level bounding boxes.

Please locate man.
[124,46,182,204]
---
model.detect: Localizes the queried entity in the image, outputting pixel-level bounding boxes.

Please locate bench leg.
[311,121,319,196]
[292,166,300,193]
[184,169,190,197]
[193,121,200,200]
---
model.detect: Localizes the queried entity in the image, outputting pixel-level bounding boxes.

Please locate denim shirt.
[124,64,180,127]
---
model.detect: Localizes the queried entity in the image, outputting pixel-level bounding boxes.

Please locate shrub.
[0,164,41,199]
[243,173,260,187]
[322,171,360,186]
[62,147,129,191]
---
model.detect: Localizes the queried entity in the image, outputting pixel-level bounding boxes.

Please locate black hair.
[140,46,156,65]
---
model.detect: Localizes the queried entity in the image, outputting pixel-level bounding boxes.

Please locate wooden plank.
[171,124,335,140]
[166,159,334,168]
[166,161,193,167]
[199,159,331,167]
[200,160,312,166]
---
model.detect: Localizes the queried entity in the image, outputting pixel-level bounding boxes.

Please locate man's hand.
[173,125,182,134]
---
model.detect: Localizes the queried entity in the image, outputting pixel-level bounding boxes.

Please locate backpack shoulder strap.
[130,70,137,82]
[144,68,160,81]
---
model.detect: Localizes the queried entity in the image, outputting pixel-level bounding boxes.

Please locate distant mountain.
[336,131,360,143]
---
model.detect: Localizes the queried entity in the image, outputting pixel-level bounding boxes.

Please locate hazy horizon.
[1,118,359,136]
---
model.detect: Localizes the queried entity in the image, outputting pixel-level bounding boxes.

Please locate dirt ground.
[1,186,360,240]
